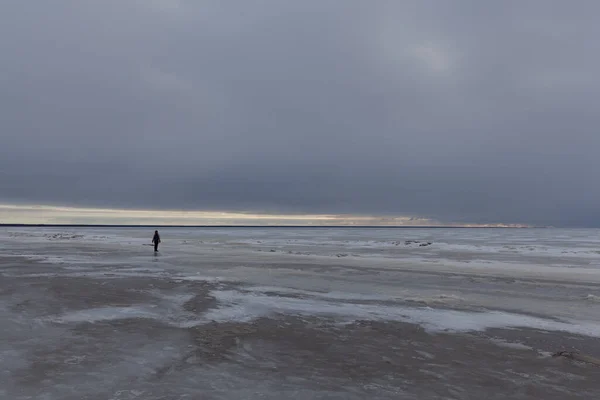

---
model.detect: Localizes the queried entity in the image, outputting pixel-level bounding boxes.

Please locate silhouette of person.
[152,230,161,252]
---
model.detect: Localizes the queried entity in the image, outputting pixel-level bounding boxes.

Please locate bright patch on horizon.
[0,204,528,227]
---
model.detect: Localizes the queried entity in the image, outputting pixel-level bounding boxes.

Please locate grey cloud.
[1,0,599,226]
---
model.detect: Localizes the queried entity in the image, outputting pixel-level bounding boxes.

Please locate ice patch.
[201,289,600,337]
[405,294,465,305]
[244,286,393,301]
[175,274,225,283]
[49,305,203,328]
[47,291,205,327]
[585,294,600,302]
[415,350,435,359]
[55,270,170,279]
[51,306,156,323]
[488,338,534,351]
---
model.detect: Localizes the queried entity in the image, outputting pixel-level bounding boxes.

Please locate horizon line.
[0,223,546,229]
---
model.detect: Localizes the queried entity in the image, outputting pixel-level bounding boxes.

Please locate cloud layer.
[1,1,599,226]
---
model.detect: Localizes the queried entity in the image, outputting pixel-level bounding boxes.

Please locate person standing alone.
[152,230,161,252]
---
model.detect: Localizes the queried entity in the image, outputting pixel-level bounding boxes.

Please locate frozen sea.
[2,227,600,399]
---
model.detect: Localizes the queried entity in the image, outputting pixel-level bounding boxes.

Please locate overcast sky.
[1,1,598,226]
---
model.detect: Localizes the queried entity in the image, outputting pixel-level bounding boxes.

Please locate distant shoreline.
[0,224,542,229]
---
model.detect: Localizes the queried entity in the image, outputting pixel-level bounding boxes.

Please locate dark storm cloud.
[1,0,599,226]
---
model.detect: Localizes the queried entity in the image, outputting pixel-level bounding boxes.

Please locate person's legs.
[154,242,158,252]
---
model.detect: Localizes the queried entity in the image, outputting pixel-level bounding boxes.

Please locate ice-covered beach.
[2,227,600,399]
